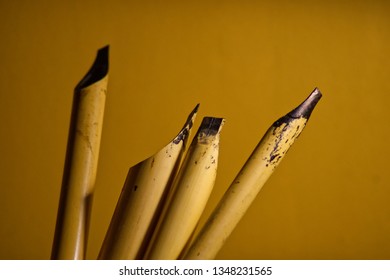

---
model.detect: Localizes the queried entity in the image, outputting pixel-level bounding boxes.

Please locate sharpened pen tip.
[288,88,322,119]
[193,103,200,115]
[197,117,225,137]
[185,103,200,128]
[75,45,109,91]
[173,104,201,144]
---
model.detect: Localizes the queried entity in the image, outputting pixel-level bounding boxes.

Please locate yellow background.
[1,0,389,259]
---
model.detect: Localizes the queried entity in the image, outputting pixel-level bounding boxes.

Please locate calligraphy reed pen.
[98,105,199,260]
[183,88,322,259]
[145,117,225,260]
[51,46,109,259]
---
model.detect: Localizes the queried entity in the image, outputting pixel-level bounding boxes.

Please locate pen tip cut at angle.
[75,45,109,91]
[98,104,201,260]
[51,46,109,260]
[184,88,322,260]
[288,87,322,119]
[145,116,225,260]
[174,103,200,145]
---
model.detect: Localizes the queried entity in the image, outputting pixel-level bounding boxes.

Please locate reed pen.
[98,105,199,259]
[145,117,225,260]
[51,46,109,260]
[183,88,322,260]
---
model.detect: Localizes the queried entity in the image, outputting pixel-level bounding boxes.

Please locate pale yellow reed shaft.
[145,117,225,260]
[184,88,322,260]
[52,47,109,259]
[98,105,198,260]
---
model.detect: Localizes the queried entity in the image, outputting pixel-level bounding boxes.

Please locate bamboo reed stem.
[183,88,322,259]
[145,117,225,260]
[51,46,109,259]
[98,105,199,259]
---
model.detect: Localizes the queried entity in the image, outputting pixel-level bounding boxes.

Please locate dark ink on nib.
[75,45,109,90]
[288,87,322,119]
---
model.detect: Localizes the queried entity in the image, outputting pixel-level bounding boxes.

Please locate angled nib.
[288,87,322,119]
[75,45,109,91]
[173,104,200,145]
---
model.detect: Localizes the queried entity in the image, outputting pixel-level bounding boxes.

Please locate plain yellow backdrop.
[0,0,389,259]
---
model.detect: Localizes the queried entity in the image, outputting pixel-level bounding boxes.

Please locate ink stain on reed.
[165,148,172,158]
[269,153,280,162]
[173,129,189,144]
[133,185,138,192]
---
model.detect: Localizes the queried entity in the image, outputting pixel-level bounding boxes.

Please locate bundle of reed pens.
[51,46,322,260]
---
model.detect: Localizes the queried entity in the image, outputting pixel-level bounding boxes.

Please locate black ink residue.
[173,104,199,144]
